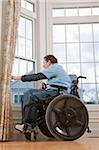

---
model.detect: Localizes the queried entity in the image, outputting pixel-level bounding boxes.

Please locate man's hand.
[11,75,21,80]
[38,82,46,89]
[0,75,21,81]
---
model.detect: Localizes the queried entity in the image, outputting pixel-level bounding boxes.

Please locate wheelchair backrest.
[69,74,77,83]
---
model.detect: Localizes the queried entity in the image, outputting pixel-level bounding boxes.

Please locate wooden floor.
[0,137,99,150]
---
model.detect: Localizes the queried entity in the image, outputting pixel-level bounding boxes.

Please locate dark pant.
[21,88,58,124]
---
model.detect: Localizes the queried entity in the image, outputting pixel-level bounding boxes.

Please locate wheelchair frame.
[23,75,91,141]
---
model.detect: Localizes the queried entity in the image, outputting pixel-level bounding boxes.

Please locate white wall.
[37,0,53,71]
[37,0,47,71]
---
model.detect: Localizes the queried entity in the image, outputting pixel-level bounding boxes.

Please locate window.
[52,5,99,104]
[52,7,99,17]
[17,16,33,59]
[14,95,23,104]
[11,0,36,105]
[21,0,35,12]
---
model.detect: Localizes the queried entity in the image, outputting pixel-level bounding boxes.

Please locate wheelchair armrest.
[50,84,67,90]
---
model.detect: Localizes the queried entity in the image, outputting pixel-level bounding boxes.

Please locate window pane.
[19,80,32,91]
[28,61,34,73]
[67,43,80,62]
[26,40,32,59]
[60,63,67,72]
[53,44,66,63]
[96,63,99,83]
[14,95,18,104]
[67,63,81,76]
[79,8,91,16]
[19,59,27,75]
[94,43,99,61]
[80,24,92,42]
[26,19,32,40]
[21,0,34,12]
[26,2,33,12]
[80,43,94,62]
[18,17,25,37]
[66,25,79,42]
[19,95,23,103]
[92,7,99,16]
[12,58,19,76]
[18,37,25,57]
[53,9,65,17]
[93,24,99,41]
[82,84,97,104]
[53,25,65,42]
[77,84,83,101]
[66,8,78,16]
[81,63,95,83]
[15,40,18,56]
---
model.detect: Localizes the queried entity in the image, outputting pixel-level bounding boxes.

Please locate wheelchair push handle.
[77,76,86,83]
[77,76,87,79]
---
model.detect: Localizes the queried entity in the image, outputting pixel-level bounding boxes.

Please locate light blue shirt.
[42,63,72,89]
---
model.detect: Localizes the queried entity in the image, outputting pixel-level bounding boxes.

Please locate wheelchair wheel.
[38,118,54,138]
[46,94,89,141]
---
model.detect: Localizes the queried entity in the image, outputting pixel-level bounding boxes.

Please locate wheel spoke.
[53,121,60,129]
[52,107,62,114]
[75,120,83,127]
[52,107,67,126]
[65,127,71,136]
[63,99,68,108]
[52,107,64,122]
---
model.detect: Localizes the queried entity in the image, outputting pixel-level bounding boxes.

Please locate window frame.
[46,1,99,107]
[12,0,37,106]
[46,1,99,51]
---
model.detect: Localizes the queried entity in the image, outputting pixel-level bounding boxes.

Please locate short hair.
[44,55,58,64]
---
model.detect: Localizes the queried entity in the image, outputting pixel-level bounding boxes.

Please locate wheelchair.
[24,75,91,141]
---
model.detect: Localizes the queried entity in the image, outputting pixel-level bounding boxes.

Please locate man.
[12,55,71,136]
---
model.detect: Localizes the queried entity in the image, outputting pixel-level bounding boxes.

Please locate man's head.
[43,54,58,68]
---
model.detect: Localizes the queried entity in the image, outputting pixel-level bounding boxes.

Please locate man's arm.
[11,73,47,82]
[12,76,21,80]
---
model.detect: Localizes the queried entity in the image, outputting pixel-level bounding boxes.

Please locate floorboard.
[0,137,98,150]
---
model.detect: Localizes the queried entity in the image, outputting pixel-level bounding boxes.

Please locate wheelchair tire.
[38,119,54,138]
[45,94,89,141]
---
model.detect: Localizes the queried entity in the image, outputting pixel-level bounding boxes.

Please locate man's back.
[42,63,72,88]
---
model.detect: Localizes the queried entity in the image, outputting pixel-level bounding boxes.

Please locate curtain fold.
[0,0,21,141]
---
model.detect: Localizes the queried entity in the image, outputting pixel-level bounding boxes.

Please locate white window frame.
[46,0,99,110]
[21,0,37,19]
[20,0,37,61]
[12,0,37,107]
[46,1,99,52]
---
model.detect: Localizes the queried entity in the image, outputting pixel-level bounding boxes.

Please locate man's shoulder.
[51,63,61,68]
